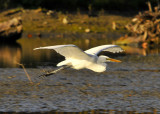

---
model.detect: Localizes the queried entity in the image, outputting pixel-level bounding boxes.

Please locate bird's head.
[99,55,121,63]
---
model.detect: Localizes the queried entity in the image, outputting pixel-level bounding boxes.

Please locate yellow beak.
[109,58,122,62]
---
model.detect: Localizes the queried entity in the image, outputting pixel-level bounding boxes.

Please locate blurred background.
[0,0,158,11]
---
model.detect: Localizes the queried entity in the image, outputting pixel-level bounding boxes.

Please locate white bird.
[34,44,124,76]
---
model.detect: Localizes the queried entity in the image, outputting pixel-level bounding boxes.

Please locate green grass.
[0,8,132,33]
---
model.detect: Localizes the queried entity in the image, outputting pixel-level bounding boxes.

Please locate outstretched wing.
[34,44,91,60]
[85,45,124,55]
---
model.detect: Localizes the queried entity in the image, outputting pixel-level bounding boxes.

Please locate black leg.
[39,66,70,77]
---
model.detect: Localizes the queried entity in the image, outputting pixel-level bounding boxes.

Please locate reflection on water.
[0,42,22,68]
[0,33,160,68]
[121,45,160,56]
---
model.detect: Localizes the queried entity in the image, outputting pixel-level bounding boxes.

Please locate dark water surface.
[0,33,160,113]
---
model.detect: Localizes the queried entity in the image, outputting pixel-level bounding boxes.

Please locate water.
[0,33,160,113]
[0,32,123,68]
[0,33,159,68]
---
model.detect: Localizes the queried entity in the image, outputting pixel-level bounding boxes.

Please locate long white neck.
[97,56,106,63]
[97,59,107,67]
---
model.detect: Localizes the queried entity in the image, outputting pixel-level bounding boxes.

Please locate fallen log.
[115,2,160,47]
[0,17,23,41]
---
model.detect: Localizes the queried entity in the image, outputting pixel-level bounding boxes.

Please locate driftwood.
[0,17,23,41]
[116,2,160,47]
[4,8,22,16]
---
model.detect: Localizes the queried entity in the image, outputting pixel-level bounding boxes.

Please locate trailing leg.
[39,66,70,77]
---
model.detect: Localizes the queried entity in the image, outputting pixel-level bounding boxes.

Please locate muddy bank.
[0,55,160,113]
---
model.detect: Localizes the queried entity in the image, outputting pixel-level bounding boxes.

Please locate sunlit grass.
[0,8,131,33]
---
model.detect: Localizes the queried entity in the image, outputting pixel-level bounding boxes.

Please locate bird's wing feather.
[84,45,124,55]
[34,44,91,60]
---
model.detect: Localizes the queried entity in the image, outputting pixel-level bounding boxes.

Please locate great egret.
[34,44,124,76]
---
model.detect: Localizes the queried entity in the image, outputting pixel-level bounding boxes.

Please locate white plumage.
[34,44,123,72]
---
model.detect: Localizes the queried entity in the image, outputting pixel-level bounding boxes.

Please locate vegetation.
[0,8,131,33]
[0,0,157,11]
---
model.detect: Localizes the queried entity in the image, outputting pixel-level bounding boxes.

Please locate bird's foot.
[42,69,52,74]
[39,66,67,78]
[39,73,53,78]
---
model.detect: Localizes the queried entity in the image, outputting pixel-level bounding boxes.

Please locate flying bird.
[34,44,124,77]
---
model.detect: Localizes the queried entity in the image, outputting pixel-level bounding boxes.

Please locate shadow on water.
[0,41,22,68]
